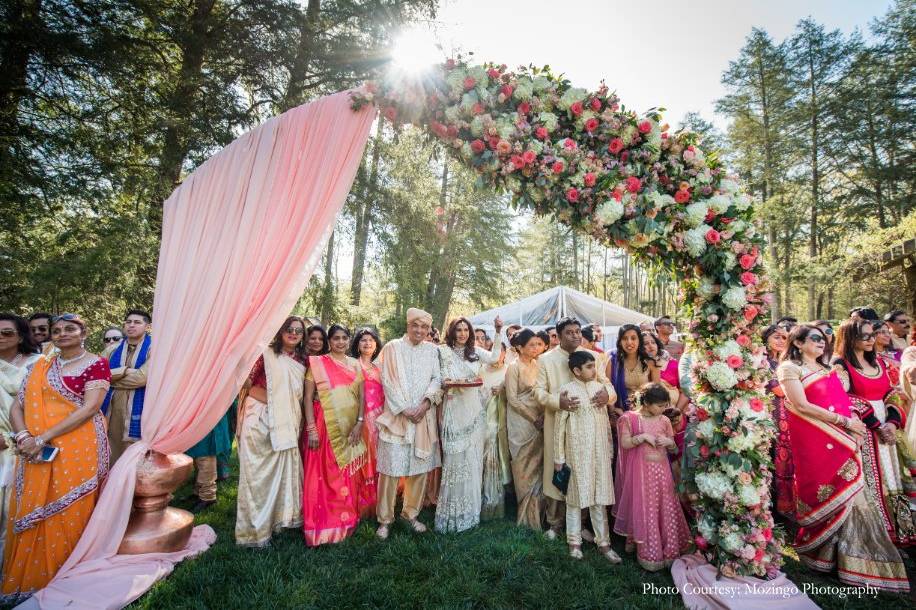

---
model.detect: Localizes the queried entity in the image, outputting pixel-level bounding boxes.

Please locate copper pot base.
[119,506,195,555]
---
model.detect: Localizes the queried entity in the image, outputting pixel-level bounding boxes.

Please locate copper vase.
[118,451,195,555]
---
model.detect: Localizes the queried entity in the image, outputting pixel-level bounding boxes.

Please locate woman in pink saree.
[302,324,373,546]
[350,327,384,516]
[777,324,908,592]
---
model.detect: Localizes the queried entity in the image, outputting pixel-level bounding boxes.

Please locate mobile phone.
[36,446,60,463]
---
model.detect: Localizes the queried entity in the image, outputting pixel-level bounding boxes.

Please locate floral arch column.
[352,60,781,578]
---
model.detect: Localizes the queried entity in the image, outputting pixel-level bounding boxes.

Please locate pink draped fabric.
[27,91,375,609]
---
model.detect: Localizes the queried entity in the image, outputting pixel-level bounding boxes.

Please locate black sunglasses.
[807,334,826,344]
[103,336,123,343]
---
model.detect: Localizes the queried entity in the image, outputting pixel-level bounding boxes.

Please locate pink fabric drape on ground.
[25,91,375,609]
[672,554,818,610]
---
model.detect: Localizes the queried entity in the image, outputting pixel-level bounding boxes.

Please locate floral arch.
[352,60,781,578]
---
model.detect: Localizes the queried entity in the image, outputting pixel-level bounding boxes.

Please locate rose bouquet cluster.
[351,58,782,577]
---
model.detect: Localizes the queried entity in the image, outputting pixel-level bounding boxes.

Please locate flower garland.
[351,59,782,577]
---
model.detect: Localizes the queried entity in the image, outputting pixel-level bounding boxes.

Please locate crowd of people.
[0,304,914,601]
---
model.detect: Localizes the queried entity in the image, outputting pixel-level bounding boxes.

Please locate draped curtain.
[27,91,375,609]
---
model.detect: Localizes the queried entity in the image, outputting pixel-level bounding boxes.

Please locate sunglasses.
[807,334,826,344]
[284,327,304,335]
[52,313,79,324]
[103,336,123,343]
[858,333,875,341]
[818,327,833,336]
[0,329,18,337]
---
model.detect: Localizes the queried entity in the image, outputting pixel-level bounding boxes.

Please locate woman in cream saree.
[235,317,307,547]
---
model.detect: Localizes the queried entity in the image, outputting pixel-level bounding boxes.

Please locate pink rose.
[736,334,751,348]
[518,101,531,115]
[626,176,641,193]
[726,354,743,369]
[487,68,500,79]
[563,138,577,151]
[570,101,584,116]
[705,229,721,244]
[496,140,511,155]
[510,155,524,170]
[607,138,624,155]
[620,150,630,164]
[749,398,764,412]
[447,125,458,138]
[584,117,599,132]
[695,535,708,550]
[566,188,579,203]
[699,445,710,458]
[470,139,485,154]
[522,150,537,165]
[674,189,691,204]
[740,272,758,286]
[590,98,602,112]
[739,254,756,270]
[501,84,513,97]
[584,172,596,187]
[488,136,500,150]
[763,528,773,541]
[552,161,564,174]
[754,548,765,562]
[463,76,476,90]
[472,103,484,115]
[535,126,548,140]
[637,120,652,134]
[743,305,759,322]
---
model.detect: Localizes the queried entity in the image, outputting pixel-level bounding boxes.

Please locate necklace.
[58,350,87,367]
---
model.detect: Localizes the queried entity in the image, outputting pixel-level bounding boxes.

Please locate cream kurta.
[534,346,615,501]
[554,379,614,509]
[103,338,151,464]
[375,337,442,477]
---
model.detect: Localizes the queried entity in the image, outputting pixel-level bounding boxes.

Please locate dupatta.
[309,355,366,471]
[613,411,649,542]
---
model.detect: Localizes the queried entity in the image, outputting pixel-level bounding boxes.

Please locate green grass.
[129,452,912,609]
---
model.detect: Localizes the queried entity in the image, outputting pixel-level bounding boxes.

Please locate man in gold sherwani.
[534,317,615,539]
[103,309,152,463]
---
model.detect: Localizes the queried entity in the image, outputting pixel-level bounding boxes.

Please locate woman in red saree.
[3,314,111,602]
[777,324,908,592]
[302,324,373,546]
[350,327,384,517]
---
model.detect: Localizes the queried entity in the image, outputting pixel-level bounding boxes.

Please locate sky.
[415,0,894,130]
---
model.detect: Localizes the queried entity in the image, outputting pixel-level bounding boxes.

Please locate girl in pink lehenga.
[351,327,385,517]
[614,382,692,571]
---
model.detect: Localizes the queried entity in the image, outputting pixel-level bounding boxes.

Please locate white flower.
[695,168,712,184]
[696,471,732,500]
[721,286,747,310]
[739,484,762,507]
[685,226,708,257]
[620,124,637,145]
[721,532,744,552]
[513,79,534,101]
[698,516,718,542]
[445,67,468,95]
[708,194,731,214]
[733,193,752,211]
[649,191,675,209]
[445,105,461,124]
[558,87,587,110]
[706,362,738,390]
[461,91,478,111]
[714,340,742,360]
[538,112,558,131]
[532,76,552,92]
[460,142,473,160]
[727,431,757,452]
[646,120,662,149]
[470,115,485,137]
[720,178,740,194]
[697,277,716,298]
[529,140,544,155]
[695,419,715,440]
[723,251,737,271]
[685,202,708,227]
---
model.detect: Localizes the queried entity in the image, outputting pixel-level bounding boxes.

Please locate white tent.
[469,286,653,350]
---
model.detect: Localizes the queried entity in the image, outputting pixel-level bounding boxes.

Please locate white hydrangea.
[698,515,718,542]
[532,76,552,92]
[445,67,468,95]
[721,532,744,552]
[444,105,461,124]
[460,142,473,160]
[529,140,544,155]
[620,124,637,145]
[496,117,515,140]
[706,362,739,390]
[714,340,742,360]
[696,471,732,500]
[720,178,740,194]
[695,168,712,184]
[684,226,708,257]
[733,193,752,211]
[538,112,559,131]
[708,194,731,214]
[513,78,534,101]
[737,399,765,420]
[646,120,662,149]
[723,251,737,271]
[697,277,716,298]
[739,484,762,507]
[558,87,587,110]
[685,202,708,227]
[649,192,675,209]
[730,220,746,234]
[469,116,485,137]
[728,432,757,453]
[721,285,747,310]
[461,91,478,111]
[695,419,715,440]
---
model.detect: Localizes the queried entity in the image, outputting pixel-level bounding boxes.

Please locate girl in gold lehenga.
[504,329,548,530]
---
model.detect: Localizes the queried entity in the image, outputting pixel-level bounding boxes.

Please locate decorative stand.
[118,451,195,555]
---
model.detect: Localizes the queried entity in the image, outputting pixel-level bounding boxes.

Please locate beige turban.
[406,307,433,325]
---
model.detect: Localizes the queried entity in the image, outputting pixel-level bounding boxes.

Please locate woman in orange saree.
[777,324,908,593]
[302,324,373,546]
[2,314,111,602]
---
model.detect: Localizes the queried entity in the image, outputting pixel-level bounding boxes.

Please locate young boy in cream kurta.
[554,350,621,563]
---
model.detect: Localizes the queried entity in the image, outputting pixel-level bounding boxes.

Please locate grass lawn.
[130,452,913,609]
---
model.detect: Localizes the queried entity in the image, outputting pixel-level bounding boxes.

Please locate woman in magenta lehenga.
[302,324,373,546]
[778,325,908,592]
[762,324,794,519]
[833,319,916,548]
[351,327,384,517]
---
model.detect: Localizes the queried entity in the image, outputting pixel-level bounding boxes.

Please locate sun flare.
[390,27,441,75]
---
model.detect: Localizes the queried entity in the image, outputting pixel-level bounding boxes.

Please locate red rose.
[726,354,743,369]
[754,548,765,562]
[570,101,584,116]
[607,138,624,155]
[522,150,537,165]
[584,117,599,132]
[699,445,710,458]
[763,528,773,541]
[518,101,531,115]
[696,408,709,421]
[612,189,622,202]
[488,136,500,150]
[501,85,513,97]
[463,76,476,90]
[535,126,549,140]
[620,150,630,164]
[674,189,691,204]
[740,271,758,286]
[736,334,751,348]
[510,155,524,170]
[590,98,602,112]
[584,172,596,187]
[566,188,579,203]
[552,161,565,174]
[638,120,652,134]
[739,254,756,270]
[626,176,641,193]
[487,68,500,79]
[705,229,721,244]
[472,103,485,115]
[470,139,486,154]
[744,305,759,322]
[705,208,716,222]
[750,398,765,412]
[383,106,398,122]
[446,125,458,138]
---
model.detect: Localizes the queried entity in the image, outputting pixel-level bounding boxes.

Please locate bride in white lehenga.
[435,316,503,533]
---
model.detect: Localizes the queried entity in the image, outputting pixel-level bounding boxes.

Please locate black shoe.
[191,499,216,514]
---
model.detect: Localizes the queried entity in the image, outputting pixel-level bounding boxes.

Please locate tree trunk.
[807,48,819,321]
[425,159,448,308]
[281,0,321,112]
[319,230,336,324]
[0,0,40,157]
[350,119,382,305]
[755,46,781,322]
